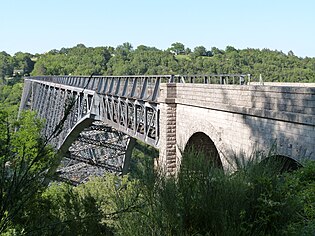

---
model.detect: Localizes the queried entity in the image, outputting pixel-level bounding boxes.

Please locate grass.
[175,54,191,61]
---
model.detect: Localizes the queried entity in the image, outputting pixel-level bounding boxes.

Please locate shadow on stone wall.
[220,85,315,164]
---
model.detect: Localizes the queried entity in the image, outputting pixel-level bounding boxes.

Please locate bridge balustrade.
[29,73,251,100]
[172,74,251,84]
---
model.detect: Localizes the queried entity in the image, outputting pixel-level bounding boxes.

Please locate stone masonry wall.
[159,83,315,172]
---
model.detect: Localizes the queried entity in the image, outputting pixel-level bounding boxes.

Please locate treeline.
[1,42,315,82]
[0,51,34,79]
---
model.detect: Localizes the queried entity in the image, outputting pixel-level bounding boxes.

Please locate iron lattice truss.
[56,122,130,185]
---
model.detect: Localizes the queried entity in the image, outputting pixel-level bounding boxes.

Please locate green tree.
[0,83,23,113]
[0,109,56,234]
[0,51,14,80]
[27,43,315,82]
[193,46,207,57]
[13,52,35,75]
[185,47,192,55]
[31,45,112,76]
[168,42,185,55]
[225,45,238,53]
[211,46,224,55]
[115,42,133,58]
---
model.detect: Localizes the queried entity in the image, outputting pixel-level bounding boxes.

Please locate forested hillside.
[1,42,315,82]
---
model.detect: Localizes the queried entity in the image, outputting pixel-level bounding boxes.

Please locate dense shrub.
[7,143,315,235]
[112,150,315,236]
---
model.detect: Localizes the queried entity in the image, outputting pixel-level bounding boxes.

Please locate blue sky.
[1,0,314,57]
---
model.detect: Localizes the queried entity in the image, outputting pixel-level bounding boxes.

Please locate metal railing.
[28,74,251,102]
[171,74,251,84]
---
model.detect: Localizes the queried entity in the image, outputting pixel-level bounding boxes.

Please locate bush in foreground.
[15,147,315,235]
[113,150,315,236]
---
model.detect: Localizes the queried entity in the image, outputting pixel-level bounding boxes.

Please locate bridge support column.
[158,84,177,175]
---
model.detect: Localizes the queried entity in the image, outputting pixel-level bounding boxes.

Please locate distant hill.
[1,43,315,82]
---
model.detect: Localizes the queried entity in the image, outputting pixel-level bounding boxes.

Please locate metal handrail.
[26,74,251,102]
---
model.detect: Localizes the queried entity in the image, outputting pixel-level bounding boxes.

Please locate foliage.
[284,160,315,235]
[103,44,178,75]
[0,79,78,234]
[0,51,34,81]
[0,109,56,234]
[0,83,23,116]
[111,150,315,236]
[31,44,112,76]
[21,174,141,235]
[168,42,186,55]
[13,52,35,75]
[4,137,314,235]
[192,45,208,57]
[1,42,314,82]
[21,142,158,235]
[0,52,14,80]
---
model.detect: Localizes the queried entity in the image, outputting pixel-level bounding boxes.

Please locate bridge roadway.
[19,74,315,178]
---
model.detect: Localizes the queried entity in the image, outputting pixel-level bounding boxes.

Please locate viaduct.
[19,75,315,180]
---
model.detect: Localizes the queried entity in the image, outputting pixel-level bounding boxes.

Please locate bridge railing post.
[130,77,137,97]
[140,77,148,99]
[101,77,107,94]
[152,77,160,101]
[108,77,115,94]
[115,77,121,95]
[168,74,174,83]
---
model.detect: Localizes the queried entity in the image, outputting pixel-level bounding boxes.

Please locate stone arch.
[176,107,233,171]
[184,132,223,168]
[260,154,302,173]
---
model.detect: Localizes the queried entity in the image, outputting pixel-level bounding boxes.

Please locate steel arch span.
[19,75,164,183]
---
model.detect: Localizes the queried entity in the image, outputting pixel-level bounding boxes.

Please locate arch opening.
[183,132,222,169]
[260,155,302,174]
